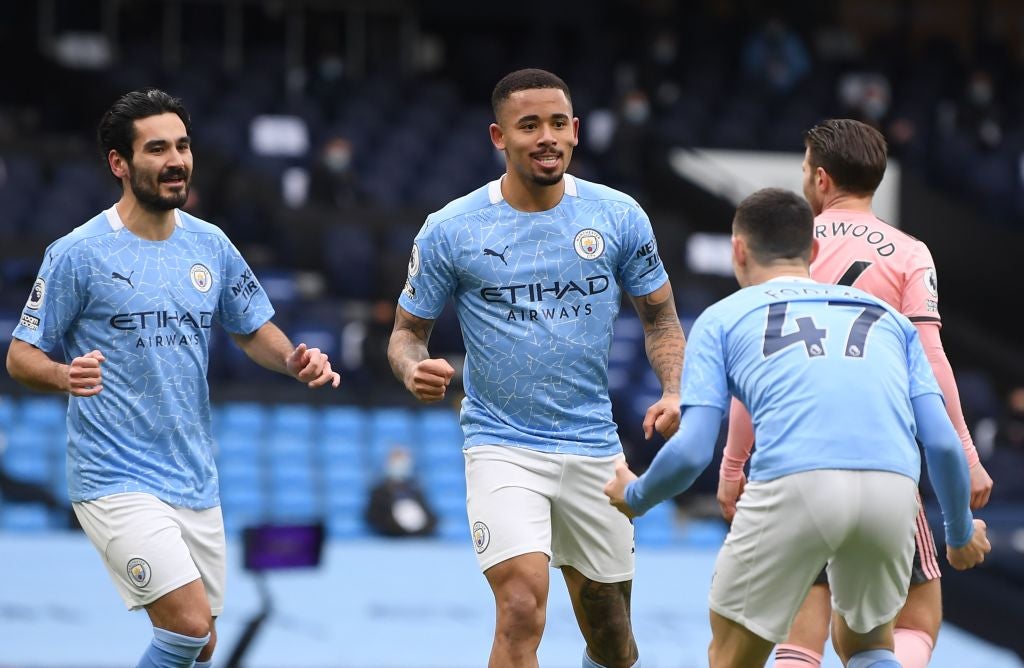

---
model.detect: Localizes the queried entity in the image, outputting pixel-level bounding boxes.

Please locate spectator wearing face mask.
[308,134,365,209]
[364,445,438,537]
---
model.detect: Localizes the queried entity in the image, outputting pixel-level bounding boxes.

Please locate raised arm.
[230,321,339,388]
[627,280,686,439]
[915,322,993,509]
[387,305,454,403]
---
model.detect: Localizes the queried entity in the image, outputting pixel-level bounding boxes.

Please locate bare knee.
[495,586,546,639]
[161,613,212,640]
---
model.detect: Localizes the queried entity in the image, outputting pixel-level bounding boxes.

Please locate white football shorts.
[465,445,635,583]
[708,469,919,643]
[73,492,226,614]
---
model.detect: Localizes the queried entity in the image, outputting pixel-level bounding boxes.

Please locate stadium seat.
[18,396,67,429]
[219,402,268,435]
[0,502,52,532]
[2,448,52,484]
[271,487,321,522]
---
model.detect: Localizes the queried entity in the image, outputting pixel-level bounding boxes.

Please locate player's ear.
[570,117,580,146]
[731,234,747,266]
[108,150,129,180]
[489,122,506,151]
[815,166,830,193]
[808,237,820,264]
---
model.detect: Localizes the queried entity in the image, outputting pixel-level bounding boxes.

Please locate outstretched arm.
[916,322,992,509]
[627,281,686,439]
[604,405,723,518]
[388,305,454,403]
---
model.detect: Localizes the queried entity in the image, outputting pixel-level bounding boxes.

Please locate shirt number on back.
[836,260,872,287]
[763,302,887,359]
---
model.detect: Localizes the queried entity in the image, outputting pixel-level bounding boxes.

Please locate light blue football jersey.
[681,277,942,482]
[12,206,274,509]
[399,175,668,456]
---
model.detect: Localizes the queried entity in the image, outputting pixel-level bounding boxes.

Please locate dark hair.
[491,68,572,120]
[733,188,814,263]
[97,88,191,166]
[804,119,887,196]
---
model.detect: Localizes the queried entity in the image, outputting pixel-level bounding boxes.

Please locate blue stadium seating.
[0,503,52,532]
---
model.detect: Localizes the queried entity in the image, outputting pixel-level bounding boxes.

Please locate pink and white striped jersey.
[811,208,941,327]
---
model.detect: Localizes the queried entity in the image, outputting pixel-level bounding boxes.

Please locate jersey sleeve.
[616,204,668,297]
[398,218,457,319]
[904,323,943,400]
[679,312,730,411]
[11,243,84,353]
[216,239,275,335]
[900,241,941,324]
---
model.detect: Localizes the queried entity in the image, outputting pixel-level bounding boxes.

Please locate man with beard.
[388,69,686,668]
[6,89,341,668]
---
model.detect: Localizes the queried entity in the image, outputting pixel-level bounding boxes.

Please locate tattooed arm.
[627,280,686,439]
[387,305,454,403]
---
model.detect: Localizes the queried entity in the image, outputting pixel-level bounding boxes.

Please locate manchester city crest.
[573,229,605,260]
[126,557,152,588]
[190,263,212,293]
[472,521,490,553]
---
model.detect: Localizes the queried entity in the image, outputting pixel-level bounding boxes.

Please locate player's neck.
[745,264,810,287]
[821,192,873,215]
[115,196,177,241]
[500,173,565,212]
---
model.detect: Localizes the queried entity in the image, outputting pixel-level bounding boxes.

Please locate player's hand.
[603,459,641,519]
[643,394,681,440]
[717,472,746,524]
[287,343,341,389]
[968,462,993,510]
[947,519,991,571]
[405,358,454,403]
[67,350,105,397]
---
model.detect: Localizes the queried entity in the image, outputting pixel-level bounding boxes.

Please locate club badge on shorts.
[472,521,490,553]
[127,557,152,588]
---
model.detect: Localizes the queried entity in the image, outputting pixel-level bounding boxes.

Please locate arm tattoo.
[633,289,685,396]
[387,308,435,384]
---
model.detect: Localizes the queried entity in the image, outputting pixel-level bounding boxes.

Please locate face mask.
[387,456,413,481]
[623,100,650,124]
[324,149,352,172]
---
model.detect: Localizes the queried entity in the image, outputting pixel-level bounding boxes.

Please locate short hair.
[804,119,887,196]
[733,188,814,263]
[491,68,572,120]
[97,88,191,166]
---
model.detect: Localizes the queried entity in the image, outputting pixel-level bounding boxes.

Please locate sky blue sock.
[583,650,640,668]
[847,648,901,668]
[193,661,213,668]
[136,627,209,668]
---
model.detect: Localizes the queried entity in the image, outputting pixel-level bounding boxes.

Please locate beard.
[530,172,563,186]
[129,166,190,211]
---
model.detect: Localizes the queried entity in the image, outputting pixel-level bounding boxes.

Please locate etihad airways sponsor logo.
[480,275,609,304]
[109,310,214,331]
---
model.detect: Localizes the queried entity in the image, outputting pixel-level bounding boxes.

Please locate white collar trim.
[103,205,183,230]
